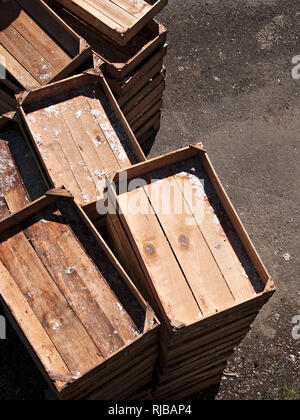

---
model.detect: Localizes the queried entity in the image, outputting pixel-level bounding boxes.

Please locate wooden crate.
[55,0,168,46]
[0,140,30,219]
[135,111,161,144]
[0,0,91,93]
[18,70,146,221]
[106,46,167,97]
[106,143,276,399]
[122,75,165,126]
[44,0,167,80]
[0,189,159,400]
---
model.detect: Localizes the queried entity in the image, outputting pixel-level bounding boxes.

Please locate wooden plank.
[125,80,165,123]
[55,0,167,46]
[117,187,201,326]
[0,232,103,373]
[0,45,40,90]
[85,87,132,168]
[11,8,71,70]
[0,260,70,389]
[24,107,83,201]
[24,214,140,355]
[144,175,235,316]
[121,72,165,114]
[20,0,80,57]
[0,24,57,84]
[131,98,162,131]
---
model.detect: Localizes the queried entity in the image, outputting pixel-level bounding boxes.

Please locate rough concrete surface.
[0,0,299,400]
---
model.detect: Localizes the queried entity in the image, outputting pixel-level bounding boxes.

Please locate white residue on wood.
[64,267,75,275]
[116,302,126,316]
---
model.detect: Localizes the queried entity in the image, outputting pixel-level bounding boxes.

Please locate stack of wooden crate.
[0,0,276,401]
[0,112,160,400]
[106,144,276,399]
[44,0,168,144]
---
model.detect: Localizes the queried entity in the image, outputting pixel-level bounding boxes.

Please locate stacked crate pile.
[106,144,276,399]
[44,0,168,144]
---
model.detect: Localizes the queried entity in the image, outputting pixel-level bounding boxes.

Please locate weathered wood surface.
[0,0,90,91]
[45,1,167,79]
[19,73,145,216]
[55,0,168,46]
[0,140,30,219]
[107,144,276,399]
[0,194,158,399]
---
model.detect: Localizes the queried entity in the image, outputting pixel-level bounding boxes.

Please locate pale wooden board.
[167,157,262,301]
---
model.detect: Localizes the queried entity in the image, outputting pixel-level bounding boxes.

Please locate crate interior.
[0,198,145,385]
[0,120,47,201]
[0,0,81,90]
[46,1,164,67]
[115,154,266,326]
[22,82,139,207]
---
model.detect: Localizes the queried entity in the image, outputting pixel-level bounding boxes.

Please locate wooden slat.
[24,215,139,355]
[84,0,137,27]
[0,24,57,84]
[117,187,201,326]
[55,0,167,46]
[174,166,257,302]
[20,0,80,57]
[0,45,40,90]
[11,9,71,70]
[110,0,152,19]
[25,108,82,199]
[85,87,132,168]
[144,176,235,316]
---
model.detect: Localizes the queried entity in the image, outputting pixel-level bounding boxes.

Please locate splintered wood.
[55,0,168,46]
[107,144,276,399]
[0,193,159,400]
[0,0,90,92]
[19,72,145,219]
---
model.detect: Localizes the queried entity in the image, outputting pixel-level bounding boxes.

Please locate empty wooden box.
[18,71,145,221]
[0,189,159,400]
[44,0,167,80]
[106,143,276,399]
[0,0,91,94]
[107,45,167,97]
[0,113,47,197]
[55,0,168,46]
